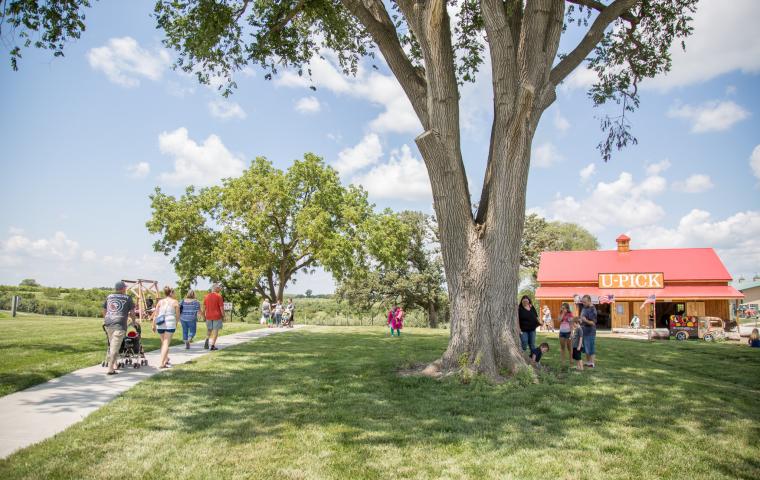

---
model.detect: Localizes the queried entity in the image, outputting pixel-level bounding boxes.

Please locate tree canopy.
[147,153,375,314]
[337,210,447,327]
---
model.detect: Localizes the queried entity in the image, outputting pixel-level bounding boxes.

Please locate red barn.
[535,234,743,329]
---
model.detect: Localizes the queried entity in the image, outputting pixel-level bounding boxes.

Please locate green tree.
[19,278,39,287]
[521,214,599,276]
[305,289,313,298]
[338,211,447,328]
[147,154,373,315]
[7,0,697,378]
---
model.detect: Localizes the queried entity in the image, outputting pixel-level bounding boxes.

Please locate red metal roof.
[536,248,733,283]
[535,285,743,299]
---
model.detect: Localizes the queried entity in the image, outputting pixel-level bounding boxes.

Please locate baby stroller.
[281,310,292,328]
[102,322,148,369]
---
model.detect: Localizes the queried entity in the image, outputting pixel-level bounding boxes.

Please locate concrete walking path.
[0,325,301,459]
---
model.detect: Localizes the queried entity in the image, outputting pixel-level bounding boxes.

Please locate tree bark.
[427,302,439,329]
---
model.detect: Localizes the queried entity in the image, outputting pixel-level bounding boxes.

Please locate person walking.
[557,303,573,367]
[274,299,283,327]
[202,284,224,351]
[180,290,200,349]
[286,298,296,327]
[102,281,135,375]
[580,294,598,368]
[518,295,539,353]
[152,286,179,369]
[261,298,272,327]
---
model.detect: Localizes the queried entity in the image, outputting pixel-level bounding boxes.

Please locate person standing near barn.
[580,294,598,368]
[518,295,539,352]
[102,281,135,375]
[202,284,224,351]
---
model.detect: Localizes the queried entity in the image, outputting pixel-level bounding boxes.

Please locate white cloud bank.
[275,52,421,134]
[351,145,431,202]
[647,0,760,90]
[673,174,714,193]
[631,209,760,278]
[667,100,750,133]
[750,145,760,181]
[87,37,171,87]
[127,162,150,179]
[208,99,247,120]
[543,171,666,232]
[333,133,383,177]
[157,127,245,187]
[295,96,321,114]
[532,143,564,168]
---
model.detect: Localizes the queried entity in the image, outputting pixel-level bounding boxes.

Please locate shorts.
[157,328,176,334]
[206,320,223,331]
[559,331,571,339]
[572,348,583,361]
[582,334,596,355]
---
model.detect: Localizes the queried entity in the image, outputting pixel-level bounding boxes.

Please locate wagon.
[669,316,726,341]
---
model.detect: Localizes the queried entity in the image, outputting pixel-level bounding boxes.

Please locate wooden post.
[11,295,19,317]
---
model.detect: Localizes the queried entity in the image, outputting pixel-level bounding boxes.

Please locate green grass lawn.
[1,327,758,479]
[0,313,262,397]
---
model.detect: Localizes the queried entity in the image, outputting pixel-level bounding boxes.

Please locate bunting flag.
[599,294,615,304]
[640,293,656,309]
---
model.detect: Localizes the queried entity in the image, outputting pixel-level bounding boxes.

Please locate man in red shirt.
[202,284,225,350]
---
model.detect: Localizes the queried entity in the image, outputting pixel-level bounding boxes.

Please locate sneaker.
[106,371,118,375]
[204,338,209,349]
[185,341,190,349]
[210,345,218,351]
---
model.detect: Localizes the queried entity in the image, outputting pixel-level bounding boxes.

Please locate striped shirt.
[180,299,200,322]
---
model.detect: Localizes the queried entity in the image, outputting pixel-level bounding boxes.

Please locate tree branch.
[270,0,307,33]
[550,0,636,86]
[234,0,252,22]
[566,0,638,24]
[340,0,429,127]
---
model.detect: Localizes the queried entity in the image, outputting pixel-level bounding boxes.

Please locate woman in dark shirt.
[518,295,539,352]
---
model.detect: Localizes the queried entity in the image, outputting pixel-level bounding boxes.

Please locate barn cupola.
[616,234,631,253]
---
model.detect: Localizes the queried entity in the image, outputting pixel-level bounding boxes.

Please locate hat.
[115,281,127,291]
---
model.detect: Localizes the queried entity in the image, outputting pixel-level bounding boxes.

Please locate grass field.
[1,326,758,479]
[0,313,262,397]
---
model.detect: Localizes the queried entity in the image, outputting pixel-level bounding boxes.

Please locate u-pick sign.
[598,273,664,289]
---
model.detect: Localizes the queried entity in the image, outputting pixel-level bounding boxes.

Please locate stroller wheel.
[134,363,140,369]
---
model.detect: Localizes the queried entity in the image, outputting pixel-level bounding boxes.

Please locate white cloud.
[667,100,750,133]
[8,227,24,235]
[646,0,760,90]
[673,174,714,193]
[275,52,421,134]
[1,231,80,263]
[645,159,672,176]
[295,96,321,114]
[579,163,596,181]
[631,209,760,278]
[87,37,171,87]
[351,145,431,202]
[81,250,98,262]
[543,172,665,232]
[750,145,760,181]
[725,85,737,95]
[208,99,247,120]
[127,162,150,179]
[333,133,383,177]
[554,110,570,133]
[560,67,599,92]
[157,127,245,187]
[532,143,563,168]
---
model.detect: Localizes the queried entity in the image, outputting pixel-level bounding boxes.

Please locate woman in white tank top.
[152,286,180,369]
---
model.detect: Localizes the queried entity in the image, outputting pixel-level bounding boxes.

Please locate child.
[749,328,760,348]
[571,317,584,370]
[387,306,404,336]
[530,342,549,365]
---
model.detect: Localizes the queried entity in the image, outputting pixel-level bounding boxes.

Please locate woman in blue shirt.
[180,290,201,349]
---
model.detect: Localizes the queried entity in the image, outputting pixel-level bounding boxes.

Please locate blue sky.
[1,0,759,293]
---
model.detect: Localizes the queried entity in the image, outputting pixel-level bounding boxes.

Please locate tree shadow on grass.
[121,329,760,478]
